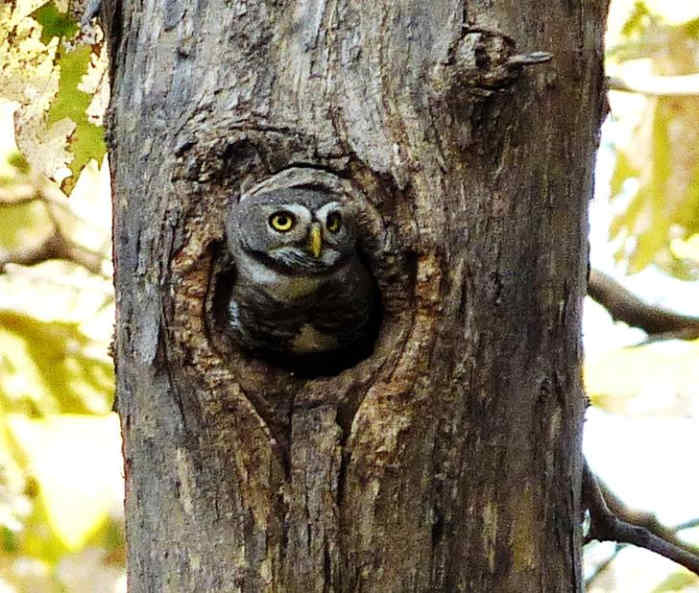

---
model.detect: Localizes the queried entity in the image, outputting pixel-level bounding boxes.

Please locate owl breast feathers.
[225,188,378,356]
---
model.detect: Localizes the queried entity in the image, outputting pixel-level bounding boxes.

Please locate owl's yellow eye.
[326,212,342,233]
[269,211,296,232]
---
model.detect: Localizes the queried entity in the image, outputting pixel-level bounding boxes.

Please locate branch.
[676,519,699,532]
[585,514,699,588]
[607,73,699,97]
[588,269,699,341]
[597,477,699,556]
[1,191,110,277]
[582,460,699,576]
[0,230,108,277]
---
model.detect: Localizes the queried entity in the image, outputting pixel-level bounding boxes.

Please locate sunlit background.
[1,0,698,591]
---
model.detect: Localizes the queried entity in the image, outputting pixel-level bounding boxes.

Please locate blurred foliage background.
[0,0,697,592]
[1,0,120,590]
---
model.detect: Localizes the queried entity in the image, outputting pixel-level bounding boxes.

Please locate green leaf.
[30,1,79,44]
[48,46,107,191]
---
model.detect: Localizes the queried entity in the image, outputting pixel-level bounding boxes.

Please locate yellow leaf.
[585,340,699,415]
[6,413,122,551]
[0,311,114,415]
[671,234,699,262]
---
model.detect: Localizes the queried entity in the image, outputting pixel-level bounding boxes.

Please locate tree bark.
[104,1,608,591]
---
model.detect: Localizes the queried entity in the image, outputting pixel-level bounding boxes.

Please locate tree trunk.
[104,1,608,591]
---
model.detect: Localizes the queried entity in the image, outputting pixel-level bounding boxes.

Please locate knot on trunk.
[431,28,553,100]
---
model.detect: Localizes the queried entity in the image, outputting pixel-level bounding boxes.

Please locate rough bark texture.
[104,1,608,591]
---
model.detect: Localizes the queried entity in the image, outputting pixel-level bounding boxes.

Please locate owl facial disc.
[230,190,357,276]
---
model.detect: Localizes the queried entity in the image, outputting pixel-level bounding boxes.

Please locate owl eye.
[269,211,296,232]
[326,212,342,233]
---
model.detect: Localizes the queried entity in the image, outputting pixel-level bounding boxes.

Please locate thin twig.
[675,519,699,532]
[1,178,107,233]
[583,460,699,576]
[607,74,699,97]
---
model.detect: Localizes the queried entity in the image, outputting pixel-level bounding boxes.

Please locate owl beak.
[308,223,323,257]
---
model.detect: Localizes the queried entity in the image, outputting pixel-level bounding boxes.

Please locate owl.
[225,187,378,357]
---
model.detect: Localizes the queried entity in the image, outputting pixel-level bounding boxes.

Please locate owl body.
[226,188,377,356]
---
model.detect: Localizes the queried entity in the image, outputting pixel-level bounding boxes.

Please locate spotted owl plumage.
[225,187,377,356]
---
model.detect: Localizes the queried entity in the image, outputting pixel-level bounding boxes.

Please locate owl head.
[227,188,359,274]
